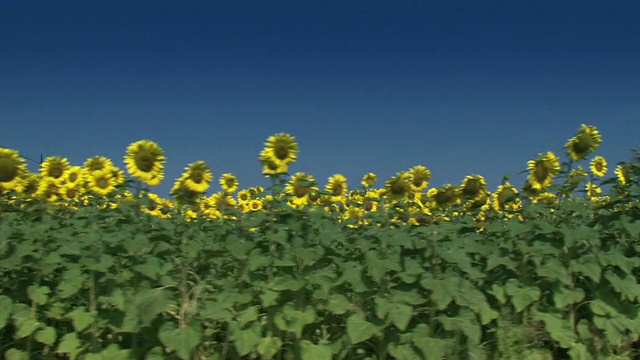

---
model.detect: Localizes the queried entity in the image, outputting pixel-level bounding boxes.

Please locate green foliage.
[1,163,640,359]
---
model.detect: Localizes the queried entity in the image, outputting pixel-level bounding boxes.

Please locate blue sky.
[2,1,639,196]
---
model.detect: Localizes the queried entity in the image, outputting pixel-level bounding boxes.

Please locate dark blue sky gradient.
[2,1,639,196]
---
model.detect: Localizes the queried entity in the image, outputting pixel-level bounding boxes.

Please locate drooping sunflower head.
[124,140,166,186]
[260,149,288,176]
[565,124,602,161]
[0,148,28,192]
[527,151,561,190]
[40,156,70,180]
[326,174,348,201]
[408,165,431,192]
[590,156,607,177]
[427,184,460,209]
[262,133,299,167]
[220,173,239,193]
[285,172,317,206]
[615,164,631,186]
[460,174,487,198]
[361,172,377,188]
[179,161,212,193]
[492,183,520,212]
[463,189,490,211]
[83,156,114,173]
[383,172,411,200]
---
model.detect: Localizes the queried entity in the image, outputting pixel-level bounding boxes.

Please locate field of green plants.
[1,125,639,359]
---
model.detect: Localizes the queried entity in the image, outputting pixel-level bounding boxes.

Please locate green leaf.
[56,332,84,360]
[257,337,282,360]
[66,307,95,333]
[137,288,173,326]
[567,342,594,360]
[504,279,541,312]
[230,322,261,356]
[270,276,305,291]
[532,311,578,348]
[569,254,601,282]
[389,303,413,331]
[0,295,13,329]
[325,293,351,315]
[535,258,571,286]
[300,340,333,360]
[260,289,280,308]
[237,306,259,328]
[4,348,29,360]
[411,324,451,360]
[85,254,115,273]
[346,313,380,344]
[419,276,455,310]
[84,344,132,360]
[274,304,317,338]
[553,287,586,308]
[34,326,57,346]
[12,304,39,339]
[157,321,202,360]
[57,267,86,298]
[388,343,421,360]
[27,285,51,306]
[123,233,150,254]
[248,248,272,271]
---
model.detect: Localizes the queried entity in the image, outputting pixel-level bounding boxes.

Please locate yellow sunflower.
[463,189,490,211]
[62,166,86,188]
[88,169,117,196]
[285,172,317,207]
[585,182,602,200]
[170,177,202,206]
[20,172,41,197]
[237,189,252,204]
[565,124,602,161]
[530,192,558,207]
[203,191,237,219]
[83,156,114,173]
[408,165,431,192]
[110,166,126,186]
[0,148,28,192]
[615,164,630,186]
[260,149,288,176]
[180,161,212,193]
[124,140,165,186]
[427,184,460,209]
[361,172,377,188]
[460,174,487,199]
[383,172,411,200]
[492,183,521,212]
[247,199,263,212]
[40,156,70,181]
[35,177,61,202]
[589,156,607,177]
[60,184,82,202]
[262,133,299,168]
[325,174,348,202]
[220,173,239,193]
[527,151,561,190]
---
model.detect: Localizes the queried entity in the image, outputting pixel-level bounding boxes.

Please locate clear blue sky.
[2,1,639,196]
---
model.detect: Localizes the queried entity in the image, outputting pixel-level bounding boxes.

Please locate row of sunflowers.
[0,124,636,226]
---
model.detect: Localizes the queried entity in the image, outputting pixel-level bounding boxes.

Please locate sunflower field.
[1,124,639,359]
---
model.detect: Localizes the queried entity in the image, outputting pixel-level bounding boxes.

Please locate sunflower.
[527,151,560,190]
[35,177,61,202]
[405,165,430,192]
[262,133,299,168]
[110,166,126,186]
[124,140,165,186]
[530,192,558,207]
[142,193,173,219]
[40,156,70,181]
[20,172,41,197]
[60,184,82,202]
[326,174,348,202]
[203,191,237,219]
[247,199,263,212]
[178,161,212,193]
[88,169,117,196]
[427,184,460,209]
[585,182,602,200]
[62,166,86,188]
[260,149,288,176]
[460,174,487,199]
[83,156,114,173]
[361,172,377,188]
[463,189,490,211]
[0,148,28,192]
[590,156,607,177]
[615,164,630,186]
[565,124,602,161]
[383,172,411,200]
[285,172,317,207]
[170,177,202,206]
[220,173,239,193]
[492,183,521,212]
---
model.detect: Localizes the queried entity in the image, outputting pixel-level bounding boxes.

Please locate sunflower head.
[461,174,487,198]
[527,151,560,190]
[326,174,348,201]
[124,140,166,186]
[220,173,239,193]
[285,172,317,206]
[408,165,431,192]
[590,156,608,177]
[179,161,212,193]
[428,184,460,209]
[565,124,602,161]
[89,169,117,196]
[0,148,28,192]
[361,172,377,188]
[615,164,631,186]
[260,149,289,176]
[40,156,70,180]
[84,156,114,173]
[262,133,299,167]
[383,172,411,200]
[492,183,520,212]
